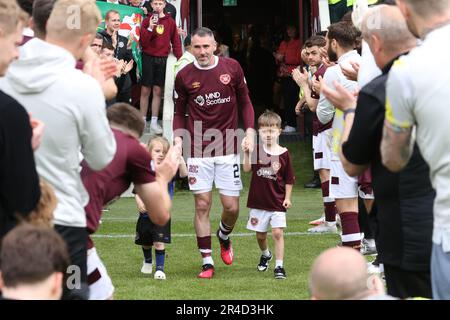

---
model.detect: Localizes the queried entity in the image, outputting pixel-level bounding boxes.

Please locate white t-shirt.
[386,24,450,251]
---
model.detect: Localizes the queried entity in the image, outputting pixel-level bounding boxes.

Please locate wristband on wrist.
[343,108,356,119]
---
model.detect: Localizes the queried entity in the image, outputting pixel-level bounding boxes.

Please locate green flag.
[96,1,144,76]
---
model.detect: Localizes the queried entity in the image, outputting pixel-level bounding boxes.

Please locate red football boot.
[197,264,215,279]
[217,230,234,265]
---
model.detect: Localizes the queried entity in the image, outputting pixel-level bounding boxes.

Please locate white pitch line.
[91,231,326,239]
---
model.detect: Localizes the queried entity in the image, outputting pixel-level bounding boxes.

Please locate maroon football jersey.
[173,56,254,158]
[81,129,155,248]
[247,146,295,212]
[311,64,332,136]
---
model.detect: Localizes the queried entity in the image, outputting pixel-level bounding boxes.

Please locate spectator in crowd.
[32,0,118,102]
[21,179,57,228]
[275,25,302,134]
[0,0,41,241]
[174,34,194,76]
[230,33,247,72]
[100,9,134,104]
[247,33,277,118]
[322,4,434,299]
[309,247,395,300]
[140,0,182,134]
[0,224,70,300]
[213,31,229,58]
[380,0,450,300]
[0,0,117,300]
[90,33,104,55]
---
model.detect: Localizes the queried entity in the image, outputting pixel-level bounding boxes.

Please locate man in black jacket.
[0,0,41,241]
[100,10,133,104]
[321,5,434,299]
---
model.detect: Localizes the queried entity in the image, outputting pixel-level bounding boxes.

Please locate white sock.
[151,116,158,126]
[202,256,214,266]
[218,230,229,241]
[261,249,271,257]
[325,221,337,227]
[275,260,283,268]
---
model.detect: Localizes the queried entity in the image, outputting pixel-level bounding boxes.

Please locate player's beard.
[198,54,212,67]
[327,46,338,63]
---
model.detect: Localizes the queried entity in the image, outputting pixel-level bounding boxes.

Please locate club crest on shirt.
[220,74,231,85]
[272,161,281,173]
[156,24,164,34]
[189,177,197,185]
[192,82,201,89]
[250,217,259,226]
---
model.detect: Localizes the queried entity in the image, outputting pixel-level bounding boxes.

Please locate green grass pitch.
[92,140,345,300]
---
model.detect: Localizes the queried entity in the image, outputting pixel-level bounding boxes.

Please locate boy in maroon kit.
[140,0,182,134]
[173,27,255,279]
[243,111,295,279]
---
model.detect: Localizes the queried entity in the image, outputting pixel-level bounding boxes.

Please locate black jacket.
[100,30,132,62]
[0,91,40,239]
[342,59,435,271]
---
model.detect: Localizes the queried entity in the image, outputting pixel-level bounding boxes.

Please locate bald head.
[362,5,416,55]
[309,247,369,300]
[401,0,450,18]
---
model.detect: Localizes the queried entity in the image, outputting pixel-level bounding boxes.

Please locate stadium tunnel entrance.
[187,0,319,44]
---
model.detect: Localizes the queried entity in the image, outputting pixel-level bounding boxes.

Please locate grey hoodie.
[0,38,116,228]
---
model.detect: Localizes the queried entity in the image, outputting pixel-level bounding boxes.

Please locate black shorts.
[54,224,89,300]
[141,54,167,87]
[135,213,171,246]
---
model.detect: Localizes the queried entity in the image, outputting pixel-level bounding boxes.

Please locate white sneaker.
[150,123,163,135]
[361,238,377,255]
[309,214,325,226]
[308,222,338,234]
[154,270,166,280]
[282,125,297,134]
[141,261,153,274]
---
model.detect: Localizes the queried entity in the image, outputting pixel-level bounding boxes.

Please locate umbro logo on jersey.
[192,82,201,88]
[220,74,231,85]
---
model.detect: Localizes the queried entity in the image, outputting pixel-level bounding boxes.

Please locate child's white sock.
[275,260,283,268]
[151,116,158,126]
[261,249,271,257]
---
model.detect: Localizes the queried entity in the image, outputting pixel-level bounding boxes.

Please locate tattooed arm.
[381,121,413,172]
